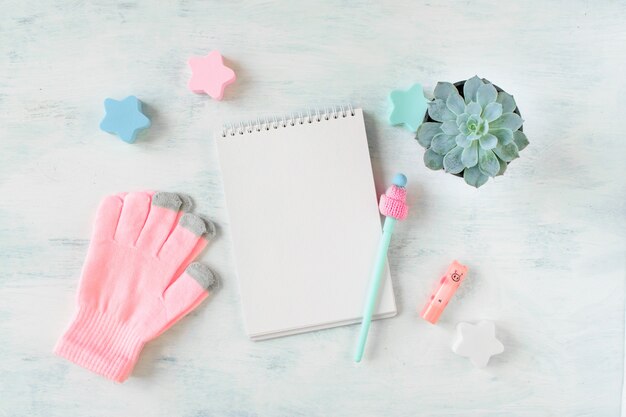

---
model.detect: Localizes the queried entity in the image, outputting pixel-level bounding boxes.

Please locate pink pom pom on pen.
[379,180,409,220]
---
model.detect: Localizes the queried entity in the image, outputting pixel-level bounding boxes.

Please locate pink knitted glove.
[55,191,217,382]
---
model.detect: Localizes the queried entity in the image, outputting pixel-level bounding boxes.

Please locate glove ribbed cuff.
[54,307,145,383]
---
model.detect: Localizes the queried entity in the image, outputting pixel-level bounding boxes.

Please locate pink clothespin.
[420,261,468,324]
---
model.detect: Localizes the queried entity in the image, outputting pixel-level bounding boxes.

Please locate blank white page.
[216,109,396,340]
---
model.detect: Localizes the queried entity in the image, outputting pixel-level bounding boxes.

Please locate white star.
[452,321,504,368]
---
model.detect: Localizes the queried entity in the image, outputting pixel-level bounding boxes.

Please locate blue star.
[99,96,151,143]
[388,83,428,132]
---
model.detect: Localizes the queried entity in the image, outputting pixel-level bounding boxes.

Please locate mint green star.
[388,83,428,132]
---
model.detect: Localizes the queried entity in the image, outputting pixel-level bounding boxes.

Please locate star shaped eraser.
[99,96,151,143]
[388,83,428,132]
[452,321,504,368]
[188,51,236,100]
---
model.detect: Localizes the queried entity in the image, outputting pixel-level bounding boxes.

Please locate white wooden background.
[1,1,625,416]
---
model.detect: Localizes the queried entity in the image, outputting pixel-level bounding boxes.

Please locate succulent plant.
[416,76,529,188]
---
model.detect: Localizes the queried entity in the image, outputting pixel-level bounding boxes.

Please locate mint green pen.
[354,173,409,363]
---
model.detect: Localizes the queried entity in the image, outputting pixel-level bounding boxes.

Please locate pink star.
[187,51,236,100]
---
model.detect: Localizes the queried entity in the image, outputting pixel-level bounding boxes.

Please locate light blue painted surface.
[0,1,625,416]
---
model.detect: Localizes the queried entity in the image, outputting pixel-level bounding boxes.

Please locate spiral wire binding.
[220,105,356,138]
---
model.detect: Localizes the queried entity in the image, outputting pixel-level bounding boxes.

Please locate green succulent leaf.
[490,112,523,131]
[513,130,529,151]
[476,119,489,136]
[431,133,457,155]
[463,76,484,104]
[461,141,479,168]
[434,82,457,101]
[416,122,442,148]
[491,128,514,145]
[455,133,473,148]
[456,113,469,126]
[466,102,482,116]
[478,148,500,177]
[446,92,465,115]
[496,91,517,113]
[493,142,520,162]
[464,166,489,188]
[481,102,503,122]
[476,83,498,107]
[443,146,465,174]
[428,99,456,122]
[424,148,444,170]
[441,120,459,135]
[497,158,508,176]
[479,133,498,150]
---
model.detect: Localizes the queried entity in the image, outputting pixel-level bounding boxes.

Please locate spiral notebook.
[216,107,397,340]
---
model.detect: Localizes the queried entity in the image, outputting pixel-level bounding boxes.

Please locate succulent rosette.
[416,76,529,187]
